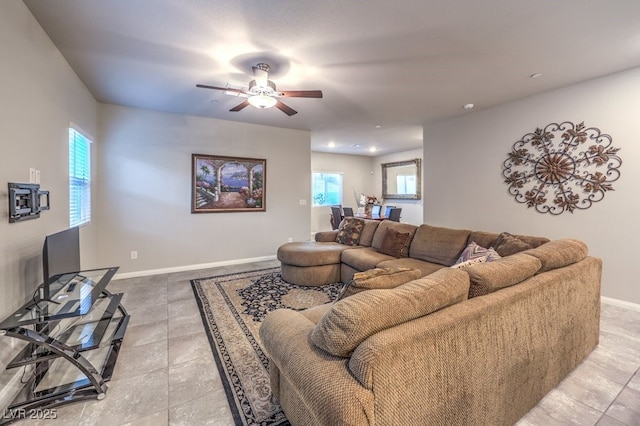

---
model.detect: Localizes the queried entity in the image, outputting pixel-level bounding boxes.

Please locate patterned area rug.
[191,267,343,425]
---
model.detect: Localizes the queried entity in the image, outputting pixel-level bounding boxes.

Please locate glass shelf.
[0,267,118,329]
[6,295,125,368]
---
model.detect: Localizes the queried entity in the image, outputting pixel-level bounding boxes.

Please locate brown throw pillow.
[492,232,532,257]
[337,267,422,300]
[378,229,411,258]
[335,217,365,246]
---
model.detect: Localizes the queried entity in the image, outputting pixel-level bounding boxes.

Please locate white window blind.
[69,128,92,227]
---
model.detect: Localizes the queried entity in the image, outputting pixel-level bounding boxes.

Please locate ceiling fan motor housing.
[249,79,277,95]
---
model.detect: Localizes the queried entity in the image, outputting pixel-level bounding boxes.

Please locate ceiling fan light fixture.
[248,95,277,109]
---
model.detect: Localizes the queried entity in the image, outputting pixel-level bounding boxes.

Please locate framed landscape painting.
[191,154,266,213]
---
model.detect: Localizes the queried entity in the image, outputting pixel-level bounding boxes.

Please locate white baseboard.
[601,296,640,312]
[112,255,277,280]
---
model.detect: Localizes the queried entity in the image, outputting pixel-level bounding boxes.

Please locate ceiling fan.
[197,63,323,116]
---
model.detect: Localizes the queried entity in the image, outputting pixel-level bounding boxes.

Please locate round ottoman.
[277,242,349,286]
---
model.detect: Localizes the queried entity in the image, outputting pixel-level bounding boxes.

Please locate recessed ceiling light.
[375,124,382,129]
[369,147,377,153]
[463,103,474,110]
[328,142,335,148]
[530,73,543,79]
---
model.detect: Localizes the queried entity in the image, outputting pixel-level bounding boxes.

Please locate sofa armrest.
[315,230,339,242]
[259,309,374,424]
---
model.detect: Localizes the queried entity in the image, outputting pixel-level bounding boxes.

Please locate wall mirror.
[382,158,421,200]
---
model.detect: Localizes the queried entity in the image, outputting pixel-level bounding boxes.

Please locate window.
[69,127,92,227]
[312,172,342,206]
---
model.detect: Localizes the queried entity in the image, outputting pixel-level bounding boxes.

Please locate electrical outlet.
[287,237,293,243]
[35,169,40,184]
[131,251,138,260]
[299,199,307,205]
[29,168,36,184]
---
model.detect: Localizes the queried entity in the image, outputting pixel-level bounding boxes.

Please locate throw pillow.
[335,217,365,246]
[311,268,470,358]
[450,256,487,269]
[337,267,422,300]
[455,241,501,265]
[378,229,412,258]
[492,232,532,257]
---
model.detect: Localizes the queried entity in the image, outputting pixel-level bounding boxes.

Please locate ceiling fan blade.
[275,101,298,116]
[196,84,246,96]
[229,100,250,112]
[279,90,323,98]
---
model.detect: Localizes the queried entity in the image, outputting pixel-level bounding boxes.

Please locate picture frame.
[191,154,266,213]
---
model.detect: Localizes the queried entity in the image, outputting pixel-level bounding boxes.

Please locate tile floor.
[14,260,640,425]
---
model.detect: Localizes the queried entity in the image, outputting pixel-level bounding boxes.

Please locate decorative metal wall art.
[502,121,621,215]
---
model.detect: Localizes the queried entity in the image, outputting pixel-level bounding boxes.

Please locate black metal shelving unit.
[0,267,128,424]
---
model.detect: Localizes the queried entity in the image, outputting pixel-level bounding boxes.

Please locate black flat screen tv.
[42,226,80,300]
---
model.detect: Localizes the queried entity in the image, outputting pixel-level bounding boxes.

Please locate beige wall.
[98,104,311,274]
[424,67,640,304]
[0,1,99,320]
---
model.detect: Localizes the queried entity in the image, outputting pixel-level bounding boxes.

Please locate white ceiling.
[24,0,640,156]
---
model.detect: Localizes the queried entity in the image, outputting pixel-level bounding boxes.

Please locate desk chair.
[342,207,354,217]
[388,208,402,222]
[330,206,343,230]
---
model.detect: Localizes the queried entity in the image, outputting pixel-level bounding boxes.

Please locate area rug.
[191,267,343,425]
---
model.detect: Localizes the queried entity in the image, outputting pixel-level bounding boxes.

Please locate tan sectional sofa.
[264,220,602,425]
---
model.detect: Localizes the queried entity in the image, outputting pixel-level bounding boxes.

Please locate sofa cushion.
[522,239,588,273]
[371,221,417,250]
[358,220,381,247]
[455,241,501,264]
[378,229,411,258]
[336,217,365,246]
[310,268,470,357]
[409,224,472,266]
[461,252,542,298]
[278,241,353,267]
[341,247,395,272]
[466,231,550,250]
[337,267,422,300]
[300,303,332,324]
[315,230,339,242]
[492,232,532,256]
[377,257,446,277]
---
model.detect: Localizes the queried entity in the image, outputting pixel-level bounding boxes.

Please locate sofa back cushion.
[409,224,471,266]
[460,252,542,298]
[467,231,549,251]
[522,239,588,273]
[310,268,470,357]
[358,219,382,247]
[371,221,417,250]
[338,267,422,300]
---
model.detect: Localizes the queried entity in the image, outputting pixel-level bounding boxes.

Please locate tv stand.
[0,267,127,424]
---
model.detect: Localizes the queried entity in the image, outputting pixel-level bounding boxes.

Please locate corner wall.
[97,104,311,273]
[424,67,640,304]
[0,1,99,319]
